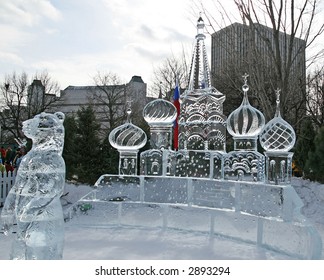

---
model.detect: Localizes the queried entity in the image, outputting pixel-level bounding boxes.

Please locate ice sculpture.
[225,74,265,181]
[65,15,322,260]
[179,16,227,152]
[143,98,177,149]
[227,73,265,150]
[0,112,66,259]
[140,99,177,176]
[260,89,296,184]
[109,108,147,175]
[140,16,227,178]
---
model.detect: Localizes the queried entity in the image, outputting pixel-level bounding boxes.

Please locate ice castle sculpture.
[67,16,322,259]
[1,112,66,260]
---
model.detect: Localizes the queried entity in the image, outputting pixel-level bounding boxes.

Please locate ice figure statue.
[259,89,296,184]
[0,112,66,259]
[109,108,147,175]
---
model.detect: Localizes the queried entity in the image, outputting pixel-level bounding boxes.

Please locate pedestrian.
[0,159,5,174]
[0,146,6,163]
[4,160,14,173]
[5,147,13,164]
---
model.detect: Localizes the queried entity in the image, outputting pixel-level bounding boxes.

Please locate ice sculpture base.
[65,175,322,260]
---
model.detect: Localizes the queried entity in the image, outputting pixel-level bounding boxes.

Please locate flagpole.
[173,79,180,150]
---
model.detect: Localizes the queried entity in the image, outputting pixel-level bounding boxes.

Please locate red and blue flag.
[173,81,180,150]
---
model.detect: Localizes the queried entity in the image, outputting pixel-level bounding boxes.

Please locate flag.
[173,80,180,150]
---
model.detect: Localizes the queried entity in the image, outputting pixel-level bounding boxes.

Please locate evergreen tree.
[293,118,316,176]
[98,137,119,175]
[62,114,78,180]
[75,105,102,185]
[305,126,324,183]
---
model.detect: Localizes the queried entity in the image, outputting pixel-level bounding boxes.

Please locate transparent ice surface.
[65,174,322,259]
[0,112,66,259]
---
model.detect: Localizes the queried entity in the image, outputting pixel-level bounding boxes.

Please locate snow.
[1,178,324,260]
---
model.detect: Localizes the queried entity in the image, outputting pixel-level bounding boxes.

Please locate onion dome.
[227,74,265,138]
[109,109,147,150]
[259,89,296,152]
[143,98,177,126]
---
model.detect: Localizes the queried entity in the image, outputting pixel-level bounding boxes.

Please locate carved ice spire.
[274,88,281,118]
[188,15,211,90]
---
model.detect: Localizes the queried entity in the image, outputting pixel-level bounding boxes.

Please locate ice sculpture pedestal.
[265,152,293,185]
[66,174,322,259]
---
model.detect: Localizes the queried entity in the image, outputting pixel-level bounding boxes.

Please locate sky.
[0,0,323,94]
[0,0,241,92]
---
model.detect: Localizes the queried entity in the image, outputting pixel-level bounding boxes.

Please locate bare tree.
[306,66,324,129]
[27,70,62,118]
[0,72,29,141]
[0,71,62,142]
[198,0,324,130]
[92,72,127,132]
[151,50,190,101]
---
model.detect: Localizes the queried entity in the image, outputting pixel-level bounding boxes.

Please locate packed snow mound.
[292,177,324,224]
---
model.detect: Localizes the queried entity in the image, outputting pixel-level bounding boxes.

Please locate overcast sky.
[0,0,323,93]
[0,0,214,91]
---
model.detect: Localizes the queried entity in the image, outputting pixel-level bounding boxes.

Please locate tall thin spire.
[188,15,211,90]
[274,88,281,117]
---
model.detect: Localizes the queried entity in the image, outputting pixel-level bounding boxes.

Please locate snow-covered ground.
[0,177,324,260]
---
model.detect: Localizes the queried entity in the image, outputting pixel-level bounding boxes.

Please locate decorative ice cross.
[242,73,249,85]
[242,73,249,93]
[126,99,133,122]
[275,88,281,117]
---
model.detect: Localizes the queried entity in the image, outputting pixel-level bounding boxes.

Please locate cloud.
[163,27,193,43]
[139,25,156,40]
[0,51,24,64]
[0,0,61,27]
[0,0,201,89]
[130,44,167,61]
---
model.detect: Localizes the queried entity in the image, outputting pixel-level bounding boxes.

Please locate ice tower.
[109,108,147,175]
[179,16,227,152]
[139,16,227,178]
[140,99,177,175]
[225,74,266,181]
[259,89,296,184]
